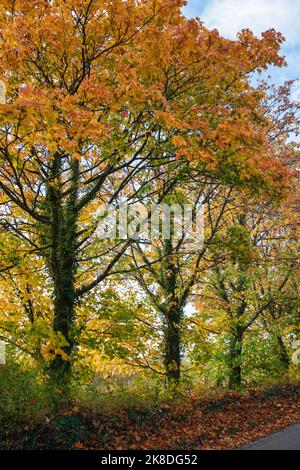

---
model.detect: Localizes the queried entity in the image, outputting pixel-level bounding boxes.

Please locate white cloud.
[184,0,300,82]
[201,0,300,46]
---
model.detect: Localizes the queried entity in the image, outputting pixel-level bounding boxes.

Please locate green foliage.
[0,360,55,433]
[242,333,291,386]
[73,374,173,415]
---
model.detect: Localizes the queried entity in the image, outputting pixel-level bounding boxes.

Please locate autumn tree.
[124,176,234,383]
[193,192,299,388]
[0,0,293,385]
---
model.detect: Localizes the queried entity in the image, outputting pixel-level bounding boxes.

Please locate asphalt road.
[240,424,300,450]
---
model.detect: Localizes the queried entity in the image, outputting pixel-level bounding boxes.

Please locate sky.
[183,0,300,92]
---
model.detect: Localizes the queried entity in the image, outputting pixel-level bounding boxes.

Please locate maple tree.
[0,0,297,419]
[0,1,299,455]
[124,176,232,383]
[0,0,295,385]
[121,77,300,384]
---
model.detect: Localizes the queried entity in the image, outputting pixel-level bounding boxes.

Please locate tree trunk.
[46,155,79,387]
[228,329,243,389]
[161,236,183,386]
[164,308,182,384]
[276,335,290,371]
[49,254,76,385]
